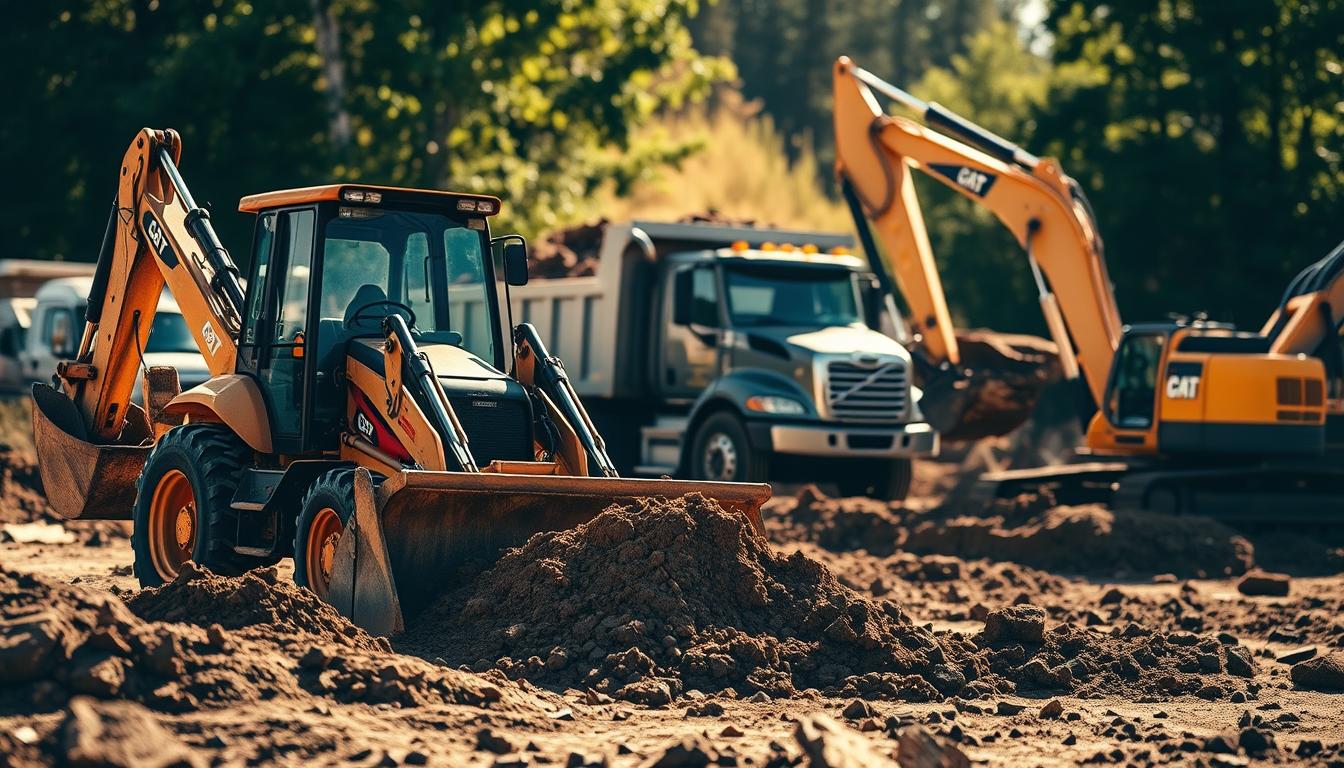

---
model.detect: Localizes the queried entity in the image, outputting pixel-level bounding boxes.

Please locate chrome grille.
[825,361,908,421]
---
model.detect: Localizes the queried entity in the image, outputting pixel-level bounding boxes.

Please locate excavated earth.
[3,444,1344,766]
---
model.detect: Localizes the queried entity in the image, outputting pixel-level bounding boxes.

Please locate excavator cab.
[31,129,771,637]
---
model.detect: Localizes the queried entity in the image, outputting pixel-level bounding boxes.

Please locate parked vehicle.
[0,261,97,393]
[511,221,939,500]
[23,277,210,399]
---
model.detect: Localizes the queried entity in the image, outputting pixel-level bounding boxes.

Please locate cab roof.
[238,184,502,215]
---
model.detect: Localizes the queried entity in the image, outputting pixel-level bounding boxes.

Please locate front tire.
[837,458,913,502]
[294,469,356,601]
[688,412,769,483]
[132,424,259,587]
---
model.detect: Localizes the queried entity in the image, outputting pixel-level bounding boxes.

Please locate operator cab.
[236,185,533,461]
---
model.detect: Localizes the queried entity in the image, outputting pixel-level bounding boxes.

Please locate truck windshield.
[320,209,494,362]
[724,265,861,327]
[144,312,198,354]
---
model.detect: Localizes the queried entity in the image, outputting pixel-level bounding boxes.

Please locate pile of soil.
[0,563,542,715]
[765,485,906,556]
[400,494,952,704]
[0,446,126,544]
[905,503,1255,578]
[939,604,1258,701]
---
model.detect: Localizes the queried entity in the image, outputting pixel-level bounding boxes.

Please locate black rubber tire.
[688,411,769,483]
[837,458,914,502]
[293,468,356,593]
[132,424,260,587]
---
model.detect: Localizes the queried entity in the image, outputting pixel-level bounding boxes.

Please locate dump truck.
[510,221,939,501]
[31,128,769,636]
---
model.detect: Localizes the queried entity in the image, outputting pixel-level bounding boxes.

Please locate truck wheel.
[837,458,913,502]
[294,469,355,601]
[132,424,262,587]
[689,412,768,483]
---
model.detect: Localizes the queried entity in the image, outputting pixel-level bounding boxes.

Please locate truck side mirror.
[503,242,528,286]
[672,269,693,325]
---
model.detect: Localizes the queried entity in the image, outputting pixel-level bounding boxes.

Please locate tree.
[1035,1,1344,327]
[1,1,726,263]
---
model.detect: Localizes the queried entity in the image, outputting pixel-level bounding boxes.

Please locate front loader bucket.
[327,467,771,636]
[920,331,1061,443]
[31,383,152,520]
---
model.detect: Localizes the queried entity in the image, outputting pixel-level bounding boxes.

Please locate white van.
[23,277,210,399]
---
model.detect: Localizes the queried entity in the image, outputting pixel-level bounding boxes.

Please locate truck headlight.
[746,395,805,415]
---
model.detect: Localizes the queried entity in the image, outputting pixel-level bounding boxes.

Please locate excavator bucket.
[919,331,1062,443]
[30,383,151,520]
[327,467,771,636]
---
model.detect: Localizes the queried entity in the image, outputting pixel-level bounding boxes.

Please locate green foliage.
[1036,0,1344,327]
[1,1,726,262]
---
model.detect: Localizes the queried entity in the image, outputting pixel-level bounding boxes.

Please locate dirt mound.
[765,485,906,555]
[941,604,1257,701]
[906,504,1255,578]
[0,446,127,544]
[0,564,545,716]
[126,561,380,648]
[401,494,952,704]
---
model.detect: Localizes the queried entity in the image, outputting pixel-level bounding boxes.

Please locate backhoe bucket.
[30,383,152,520]
[919,331,1061,443]
[327,467,771,636]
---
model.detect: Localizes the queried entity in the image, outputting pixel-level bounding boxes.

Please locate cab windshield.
[144,312,198,354]
[319,208,494,362]
[724,265,861,327]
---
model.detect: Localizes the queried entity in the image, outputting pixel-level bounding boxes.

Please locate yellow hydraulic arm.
[832,57,1123,407]
[62,128,246,441]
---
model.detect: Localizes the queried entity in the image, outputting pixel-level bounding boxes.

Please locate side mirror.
[503,242,528,286]
[672,269,693,326]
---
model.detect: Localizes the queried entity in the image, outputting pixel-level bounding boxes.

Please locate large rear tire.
[132,424,261,587]
[836,458,913,502]
[293,468,356,601]
[688,411,769,483]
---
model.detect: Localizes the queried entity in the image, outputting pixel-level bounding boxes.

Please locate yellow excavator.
[32,128,769,634]
[833,57,1344,520]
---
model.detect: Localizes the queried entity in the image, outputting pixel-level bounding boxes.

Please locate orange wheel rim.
[305,507,344,599]
[148,469,196,581]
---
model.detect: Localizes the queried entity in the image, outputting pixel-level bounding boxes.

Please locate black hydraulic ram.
[513,323,619,478]
[384,314,479,473]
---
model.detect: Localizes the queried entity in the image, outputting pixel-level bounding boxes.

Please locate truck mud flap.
[326,467,771,636]
[30,383,152,520]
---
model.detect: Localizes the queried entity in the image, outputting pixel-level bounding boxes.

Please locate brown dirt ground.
[3,448,1344,767]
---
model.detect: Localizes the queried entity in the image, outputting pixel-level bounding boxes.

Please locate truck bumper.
[765,421,939,459]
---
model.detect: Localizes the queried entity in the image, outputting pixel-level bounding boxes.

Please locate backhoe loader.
[32,128,769,634]
[834,57,1344,520]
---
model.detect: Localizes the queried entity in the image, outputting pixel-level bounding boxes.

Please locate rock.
[1238,727,1276,755]
[615,679,673,707]
[795,714,896,768]
[476,728,515,754]
[565,751,604,768]
[720,724,744,738]
[1038,700,1064,719]
[648,736,717,767]
[1099,587,1125,605]
[62,697,203,768]
[1237,570,1290,597]
[67,654,127,697]
[1290,652,1344,692]
[1276,645,1317,665]
[1203,733,1238,754]
[1225,646,1256,678]
[841,699,875,720]
[981,605,1046,645]
[0,611,71,682]
[995,701,1027,715]
[896,724,969,768]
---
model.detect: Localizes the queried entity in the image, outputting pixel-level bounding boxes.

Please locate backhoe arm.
[63,128,246,441]
[833,57,1123,406]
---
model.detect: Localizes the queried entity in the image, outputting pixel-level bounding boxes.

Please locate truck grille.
[449,397,533,465]
[825,361,908,421]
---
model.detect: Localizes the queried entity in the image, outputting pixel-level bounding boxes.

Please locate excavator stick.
[328,468,771,636]
[31,383,150,520]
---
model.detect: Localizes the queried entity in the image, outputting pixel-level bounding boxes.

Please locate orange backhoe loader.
[32,128,769,634]
[833,58,1344,520]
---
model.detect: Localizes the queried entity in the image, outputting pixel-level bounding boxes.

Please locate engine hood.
[747,325,909,360]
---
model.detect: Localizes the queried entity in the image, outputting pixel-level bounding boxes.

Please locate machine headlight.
[746,395,806,415]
